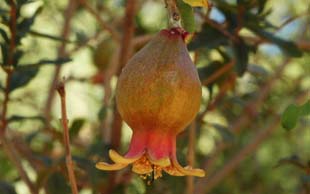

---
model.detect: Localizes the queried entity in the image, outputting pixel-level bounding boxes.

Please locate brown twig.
[0,0,16,136]
[1,137,39,194]
[195,116,281,194]
[186,121,196,194]
[56,80,79,194]
[44,0,76,125]
[202,60,235,86]
[165,0,181,27]
[195,59,290,193]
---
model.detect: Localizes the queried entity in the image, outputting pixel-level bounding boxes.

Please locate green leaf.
[69,118,85,138]
[98,106,108,120]
[0,43,9,65]
[18,57,71,68]
[12,49,23,67]
[9,66,39,92]
[7,115,45,123]
[189,24,228,50]
[299,101,310,116]
[0,181,17,194]
[281,104,300,130]
[29,30,76,44]
[281,101,310,130]
[177,0,196,33]
[0,9,9,16]
[0,28,10,43]
[16,6,42,44]
[247,26,302,57]
[233,39,249,76]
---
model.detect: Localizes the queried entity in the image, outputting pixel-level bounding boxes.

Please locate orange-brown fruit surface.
[96,28,205,179]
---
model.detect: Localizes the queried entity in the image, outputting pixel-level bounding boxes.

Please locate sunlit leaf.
[281,101,309,131]
[189,24,228,50]
[176,0,196,33]
[281,104,300,130]
[183,0,208,7]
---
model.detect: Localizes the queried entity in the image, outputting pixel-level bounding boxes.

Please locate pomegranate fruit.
[96,27,205,179]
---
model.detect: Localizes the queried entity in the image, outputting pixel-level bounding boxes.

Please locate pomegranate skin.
[116,28,201,134]
[96,28,205,178]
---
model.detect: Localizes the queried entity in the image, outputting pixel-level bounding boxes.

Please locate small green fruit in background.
[92,38,116,71]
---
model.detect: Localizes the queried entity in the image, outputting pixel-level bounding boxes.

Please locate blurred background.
[0,0,309,194]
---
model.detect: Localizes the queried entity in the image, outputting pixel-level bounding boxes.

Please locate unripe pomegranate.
[93,38,116,71]
[96,28,205,179]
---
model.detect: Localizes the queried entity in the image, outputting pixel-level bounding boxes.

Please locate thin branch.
[195,59,290,192]
[56,80,79,194]
[44,0,76,125]
[202,60,235,86]
[165,0,181,27]
[0,137,39,194]
[0,0,16,136]
[195,116,281,194]
[186,121,196,194]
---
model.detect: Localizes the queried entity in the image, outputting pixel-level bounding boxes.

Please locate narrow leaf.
[233,39,249,76]
[9,66,39,92]
[247,26,302,57]
[18,57,71,68]
[0,43,9,65]
[0,28,10,43]
[7,115,45,123]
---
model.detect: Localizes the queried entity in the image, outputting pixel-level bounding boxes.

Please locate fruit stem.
[165,0,181,28]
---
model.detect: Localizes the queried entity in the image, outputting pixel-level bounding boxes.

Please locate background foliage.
[0,0,309,194]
